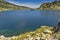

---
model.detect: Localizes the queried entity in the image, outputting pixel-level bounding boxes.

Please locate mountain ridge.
[0,0,31,11]
[37,0,60,10]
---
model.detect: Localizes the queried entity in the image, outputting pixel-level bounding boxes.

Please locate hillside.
[0,26,59,40]
[37,1,60,10]
[0,0,30,11]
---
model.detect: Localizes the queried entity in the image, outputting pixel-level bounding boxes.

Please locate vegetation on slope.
[37,0,60,10]
[10,26,54,40]
[0,0,30,11]
[0,26,60,40]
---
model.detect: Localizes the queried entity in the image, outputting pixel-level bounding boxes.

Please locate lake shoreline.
[0,26,59,40]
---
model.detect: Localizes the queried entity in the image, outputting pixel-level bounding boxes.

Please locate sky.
[5,0,55,8]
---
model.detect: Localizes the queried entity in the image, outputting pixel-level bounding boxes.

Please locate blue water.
[0,10,60,36]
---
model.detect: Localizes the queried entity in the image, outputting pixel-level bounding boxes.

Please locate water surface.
[0,10,60,36]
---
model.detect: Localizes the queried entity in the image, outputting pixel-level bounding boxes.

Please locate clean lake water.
[0,10,60,36]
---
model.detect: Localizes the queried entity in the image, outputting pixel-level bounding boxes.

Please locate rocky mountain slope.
[37,1,60,10]
[0,0,30,11]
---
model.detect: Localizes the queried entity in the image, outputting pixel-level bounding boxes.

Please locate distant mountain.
[37,1,60,10]
[0,0,30,11]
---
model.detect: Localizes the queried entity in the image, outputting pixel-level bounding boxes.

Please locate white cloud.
[5,0,41,8]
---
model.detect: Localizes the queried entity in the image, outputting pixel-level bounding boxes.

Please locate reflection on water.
[0,10,60,36]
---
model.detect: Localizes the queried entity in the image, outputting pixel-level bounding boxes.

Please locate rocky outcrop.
[37,1,60,10]
[0,26,59,40]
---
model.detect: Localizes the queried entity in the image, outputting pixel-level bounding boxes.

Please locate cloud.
[5,0,41,8]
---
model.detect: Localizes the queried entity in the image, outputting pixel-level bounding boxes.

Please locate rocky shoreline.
[0,26,60,40]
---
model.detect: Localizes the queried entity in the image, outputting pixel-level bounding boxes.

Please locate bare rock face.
[53,19,60,33]
[53,20,60,39]
[57,20,60,26]
[37,1,60,10]
[56,20,60,32]
[55,32,60,39]
[55,20,60,39]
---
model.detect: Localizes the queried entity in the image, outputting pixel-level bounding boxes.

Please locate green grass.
[10,26,54,40]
